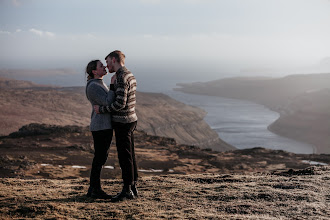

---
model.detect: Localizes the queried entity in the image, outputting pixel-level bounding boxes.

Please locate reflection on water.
[302,160,328,166]
[166,91,314,154]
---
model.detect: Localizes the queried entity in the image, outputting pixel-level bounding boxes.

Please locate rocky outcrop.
[7,123,86,138]
[1,123,329,179]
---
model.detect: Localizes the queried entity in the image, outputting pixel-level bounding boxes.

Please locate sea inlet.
[166,91,314,154]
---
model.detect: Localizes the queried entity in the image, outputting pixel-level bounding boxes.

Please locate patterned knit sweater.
[99,66,138,123]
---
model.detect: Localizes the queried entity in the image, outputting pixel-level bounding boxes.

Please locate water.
[163,90,314,154]
[135,77,315,154]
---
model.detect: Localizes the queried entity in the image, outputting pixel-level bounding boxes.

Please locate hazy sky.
[1,0,330,76]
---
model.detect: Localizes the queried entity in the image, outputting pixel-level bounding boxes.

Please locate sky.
[0,0,330,87]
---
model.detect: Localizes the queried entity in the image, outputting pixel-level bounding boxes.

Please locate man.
[94,50,138,202]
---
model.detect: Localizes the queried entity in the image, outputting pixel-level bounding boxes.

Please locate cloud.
[139,0,161,4]
[86,33,97,39]
[0,31,11,35]
[29,28,43,36]
[12,0,21,6]
[29,28,55,38]
[139,0,214,4]
[16,29,22,33]
[143,34,153,38]
[45,32,55,37]
[182,0,215,3]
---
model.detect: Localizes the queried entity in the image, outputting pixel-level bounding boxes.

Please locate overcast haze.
[1,0,330,86]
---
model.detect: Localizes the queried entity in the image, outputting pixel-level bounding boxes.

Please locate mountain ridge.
[175,73,330,153]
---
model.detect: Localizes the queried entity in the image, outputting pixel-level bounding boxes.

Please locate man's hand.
[94,105,100,114]
[111,74,117,84]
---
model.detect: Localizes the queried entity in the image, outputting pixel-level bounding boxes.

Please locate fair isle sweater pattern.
[100,66,138,123]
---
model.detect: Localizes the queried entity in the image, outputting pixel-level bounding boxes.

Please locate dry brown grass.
[1,166,329,219]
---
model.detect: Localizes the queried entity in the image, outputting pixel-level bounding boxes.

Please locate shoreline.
[267,123,318,154]
[174,73,330,154]
[173,89,315,154]
[251,102,319,154]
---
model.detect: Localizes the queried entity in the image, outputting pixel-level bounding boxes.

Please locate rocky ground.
[0,124,329,219]
[1,124,329,180]
[0,167,329,219]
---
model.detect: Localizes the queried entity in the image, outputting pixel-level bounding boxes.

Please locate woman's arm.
[87,84,115,106]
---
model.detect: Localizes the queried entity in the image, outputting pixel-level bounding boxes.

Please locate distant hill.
[175,73,330,154]
[176,73,330,110]
[0,76,53,88]
[0,77,233,151]
[269,88,330,154]
[0,68,78,78]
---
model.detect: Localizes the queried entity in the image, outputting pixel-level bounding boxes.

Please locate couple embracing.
[85,50,138,202]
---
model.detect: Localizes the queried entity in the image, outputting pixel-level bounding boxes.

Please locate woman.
[85,60,115,199]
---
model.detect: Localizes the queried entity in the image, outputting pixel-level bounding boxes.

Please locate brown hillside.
[0,77,233,151]
[269,88,330,153]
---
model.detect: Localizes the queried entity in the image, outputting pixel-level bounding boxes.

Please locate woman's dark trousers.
[90,129,113,189]
[113,121,138,188]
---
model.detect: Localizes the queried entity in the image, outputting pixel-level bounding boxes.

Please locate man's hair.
[105,50,125,64]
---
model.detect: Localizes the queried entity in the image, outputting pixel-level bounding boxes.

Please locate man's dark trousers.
[90,129,113,189]
[113,121,138,187]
